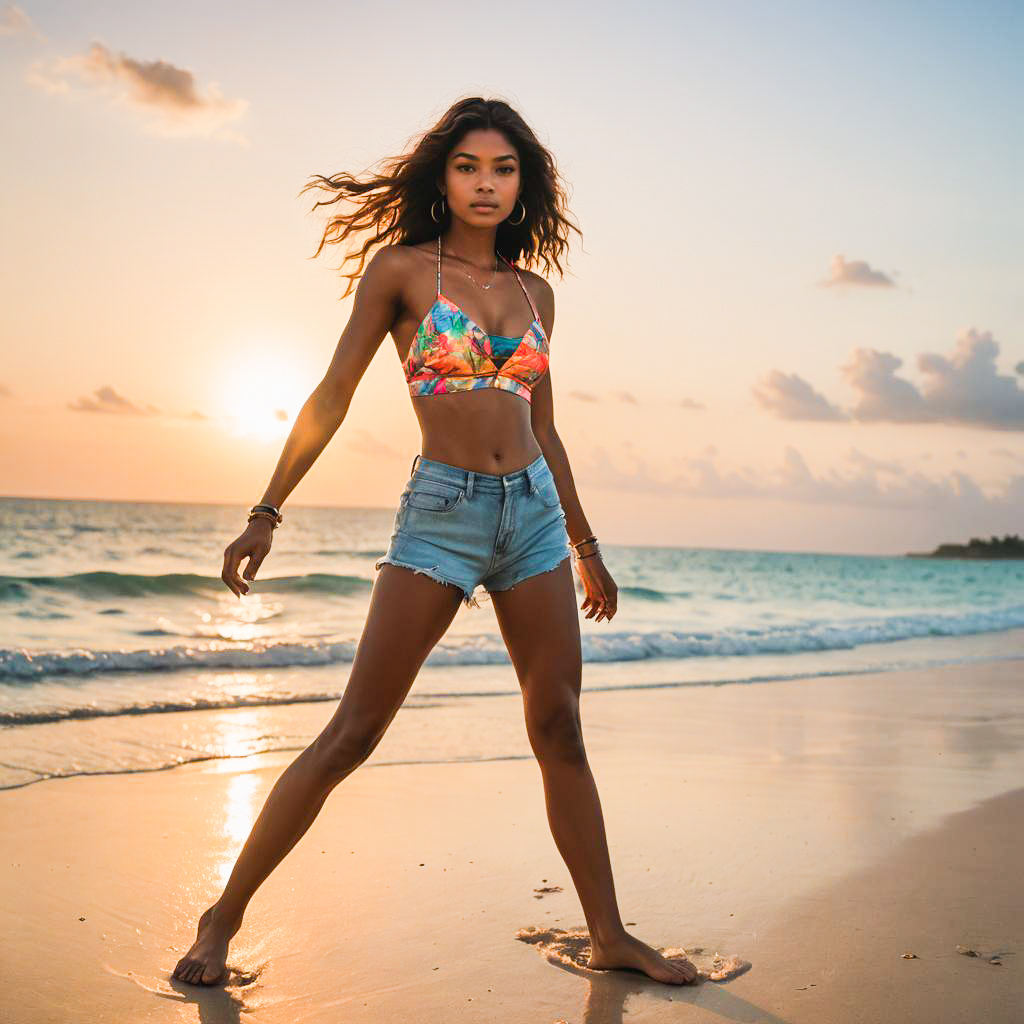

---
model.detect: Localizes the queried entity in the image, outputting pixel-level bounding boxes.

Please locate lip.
[470,202,498,210]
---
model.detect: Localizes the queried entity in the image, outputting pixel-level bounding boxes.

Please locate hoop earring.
[430,197,446,223]
[508,198,526,225]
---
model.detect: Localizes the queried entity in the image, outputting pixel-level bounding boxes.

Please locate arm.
[529,278,617,622]
[222,245,405,597]
[530,373,593,549]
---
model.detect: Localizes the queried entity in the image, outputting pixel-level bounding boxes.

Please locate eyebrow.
[452,151,518,161]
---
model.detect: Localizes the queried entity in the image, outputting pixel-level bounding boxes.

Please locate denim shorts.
[374,451,572,608]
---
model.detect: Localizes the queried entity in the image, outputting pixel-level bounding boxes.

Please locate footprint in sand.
[515,925,751,982]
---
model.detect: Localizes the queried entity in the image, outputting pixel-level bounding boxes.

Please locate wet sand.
[1,657,1021,1022]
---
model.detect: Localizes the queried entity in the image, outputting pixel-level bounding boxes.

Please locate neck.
[442,223,501,267]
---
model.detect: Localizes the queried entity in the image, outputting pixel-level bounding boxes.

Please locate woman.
[173,97,697,988]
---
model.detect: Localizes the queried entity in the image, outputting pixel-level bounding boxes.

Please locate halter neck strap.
[435,236,541,323]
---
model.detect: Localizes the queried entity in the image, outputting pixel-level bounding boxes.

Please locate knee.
[524,697,587,766]
[312,722,383,782]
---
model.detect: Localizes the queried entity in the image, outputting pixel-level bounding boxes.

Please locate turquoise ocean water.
[1,496,1021,789]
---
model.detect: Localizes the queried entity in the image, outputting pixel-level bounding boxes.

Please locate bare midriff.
[408,389,542,475]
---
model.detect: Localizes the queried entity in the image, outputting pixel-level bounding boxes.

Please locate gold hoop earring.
[508,198,526,225]
[430,197,446,223]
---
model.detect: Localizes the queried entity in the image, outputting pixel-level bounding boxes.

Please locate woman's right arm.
[222,245,407,597]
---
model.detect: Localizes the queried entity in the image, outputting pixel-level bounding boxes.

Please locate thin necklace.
[444,247,499,290]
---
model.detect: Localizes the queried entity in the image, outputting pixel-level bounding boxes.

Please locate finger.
[223,549,249,597]
[242,552,265,581]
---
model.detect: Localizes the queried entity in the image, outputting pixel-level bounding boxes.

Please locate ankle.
[210,901,244,930]
[590,923,628,948]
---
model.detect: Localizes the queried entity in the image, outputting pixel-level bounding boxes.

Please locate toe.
[201,966,225,986]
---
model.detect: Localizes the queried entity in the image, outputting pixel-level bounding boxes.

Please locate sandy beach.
[2,654,1021,1023]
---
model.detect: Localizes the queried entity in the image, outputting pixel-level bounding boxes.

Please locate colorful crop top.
[401,236,549,403]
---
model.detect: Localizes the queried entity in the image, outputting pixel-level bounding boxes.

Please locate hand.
[574,552,618,622]
[222,520,273,598]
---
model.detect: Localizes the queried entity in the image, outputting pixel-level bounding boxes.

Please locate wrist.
[248,503,283,530]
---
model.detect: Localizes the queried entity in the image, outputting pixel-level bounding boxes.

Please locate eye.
[456,163,475,172]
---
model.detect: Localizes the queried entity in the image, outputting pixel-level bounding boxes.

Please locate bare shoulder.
[362,243,414,283]
[357,244,428,310]
[517,266,555,321]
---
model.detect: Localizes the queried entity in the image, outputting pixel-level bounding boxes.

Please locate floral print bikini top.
[401,236,550,404]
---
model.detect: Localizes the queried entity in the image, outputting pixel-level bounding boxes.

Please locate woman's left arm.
[529,279,618,622]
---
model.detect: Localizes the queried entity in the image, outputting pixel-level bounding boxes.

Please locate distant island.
[906,533,1024,560]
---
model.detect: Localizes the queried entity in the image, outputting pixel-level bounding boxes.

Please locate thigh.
[489,554,582,703]
[321,562,464,741]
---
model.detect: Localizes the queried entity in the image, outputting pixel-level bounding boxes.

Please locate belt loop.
[410,453,420,475]
[526,460,539,495]
[466,470,474,499]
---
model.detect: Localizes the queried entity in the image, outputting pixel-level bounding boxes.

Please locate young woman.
[172,97,697,988]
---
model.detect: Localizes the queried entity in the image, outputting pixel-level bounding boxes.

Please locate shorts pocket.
[405,477,466,513]
[534,475,562,509]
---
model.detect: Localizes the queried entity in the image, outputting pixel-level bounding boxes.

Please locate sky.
[1,0,1021,555]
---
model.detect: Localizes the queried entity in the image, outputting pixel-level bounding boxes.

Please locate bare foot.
[171,904,242,986]
[588,932,698,985]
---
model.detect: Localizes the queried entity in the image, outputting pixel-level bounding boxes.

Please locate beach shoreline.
[1,656,1022,1022]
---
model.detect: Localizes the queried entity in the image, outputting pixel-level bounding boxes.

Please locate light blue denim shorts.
[374,451,572,608]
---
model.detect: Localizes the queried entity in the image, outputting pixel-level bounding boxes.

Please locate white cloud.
[579,443,1023,514]
[25,41,248,141]
[759,328,1024,431]
[752,369,848,421]
[820,254,897,288]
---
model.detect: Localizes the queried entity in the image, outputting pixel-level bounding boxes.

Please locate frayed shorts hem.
[485,549,572,595]
[374,555,481,608]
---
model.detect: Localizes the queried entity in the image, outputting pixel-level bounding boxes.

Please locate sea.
[2,495,1022,791]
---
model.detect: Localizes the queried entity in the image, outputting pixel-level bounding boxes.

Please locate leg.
[172,564,465,985]
[489,558,697,986]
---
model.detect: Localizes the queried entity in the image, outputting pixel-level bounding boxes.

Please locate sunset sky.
[1,0,1021,554]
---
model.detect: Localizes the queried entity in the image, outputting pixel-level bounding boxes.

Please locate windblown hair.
[299,96,582,299]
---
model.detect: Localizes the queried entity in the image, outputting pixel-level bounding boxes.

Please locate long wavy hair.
[299,96,582,299]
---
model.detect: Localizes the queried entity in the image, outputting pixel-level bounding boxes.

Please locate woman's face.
[442,128,522,227]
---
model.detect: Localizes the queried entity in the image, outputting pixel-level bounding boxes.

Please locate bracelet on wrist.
[248,504,283,529]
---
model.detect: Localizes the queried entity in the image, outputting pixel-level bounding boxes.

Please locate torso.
[388,241,547,475]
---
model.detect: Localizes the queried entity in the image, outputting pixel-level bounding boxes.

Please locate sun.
[220,358,307,442]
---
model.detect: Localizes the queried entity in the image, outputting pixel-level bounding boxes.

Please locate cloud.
[0,3,41,40]
[566,389,705,409]
[25,41,248,141]
[846,329,1024,430]
[820,254,897,288]
[758,329,1024,431]
[841,348,929,422]
[67,385,161,416]
[752,370,848,421]
[344,428,404,461]
[992,447,1024,464]
[579,443,1023,514]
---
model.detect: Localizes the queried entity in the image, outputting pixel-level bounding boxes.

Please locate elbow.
[312,379,352,420]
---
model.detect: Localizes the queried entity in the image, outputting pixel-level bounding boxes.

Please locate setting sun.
[219,356,305,442]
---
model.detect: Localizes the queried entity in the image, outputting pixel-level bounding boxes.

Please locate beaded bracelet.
[248,505,282,529]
